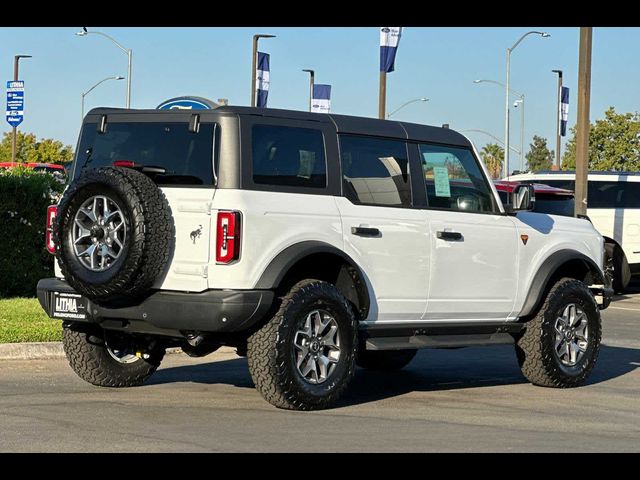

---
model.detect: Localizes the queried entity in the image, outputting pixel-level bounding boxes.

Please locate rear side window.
[526,179,640,209]
[73,122,216,186]
[588,181,640,208]
[252,125,327,188]
[339,135,411,207]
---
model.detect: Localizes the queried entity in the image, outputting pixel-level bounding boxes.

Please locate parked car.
[37,107,611,410]
[0,162,67,180]
[508,171,639,292]
[494,181,575,217]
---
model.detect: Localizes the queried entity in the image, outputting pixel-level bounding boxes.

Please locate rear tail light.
[113,160,136,168]
[216,211,241,264]
[45,205,57,254]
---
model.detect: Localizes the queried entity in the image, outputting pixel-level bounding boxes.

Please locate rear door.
[335,135,430,323]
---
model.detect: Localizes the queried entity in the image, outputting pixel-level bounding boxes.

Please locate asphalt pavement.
[1,289,639,452]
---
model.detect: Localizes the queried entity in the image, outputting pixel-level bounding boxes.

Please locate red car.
[0,162,67,177]
[494,180,575,217]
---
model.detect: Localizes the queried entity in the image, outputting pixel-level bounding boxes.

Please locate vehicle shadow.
[148,344,639,407]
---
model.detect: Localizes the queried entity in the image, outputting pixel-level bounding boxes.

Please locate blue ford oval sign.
[156,96,219,110]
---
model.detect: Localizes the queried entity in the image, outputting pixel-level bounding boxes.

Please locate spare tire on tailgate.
[54,166,174,304]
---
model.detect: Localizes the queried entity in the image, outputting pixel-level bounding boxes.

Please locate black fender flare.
[519,249,605,318]
[254,241,370,314]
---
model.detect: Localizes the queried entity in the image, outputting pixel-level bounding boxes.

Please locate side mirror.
[510,184,535,212]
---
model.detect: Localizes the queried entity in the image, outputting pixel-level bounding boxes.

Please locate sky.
[0,26,638,172]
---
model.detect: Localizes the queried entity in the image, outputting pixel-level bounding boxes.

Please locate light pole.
[473,79,525,171]
[76,27,132,108]
[504,30,550,178]
[302,69,315,112]
[11,54,32,163]
[513,99,525,171]
[552,69,563,169]
[81,76,125,122]
[387,97,428,118]
[251,34,275,107]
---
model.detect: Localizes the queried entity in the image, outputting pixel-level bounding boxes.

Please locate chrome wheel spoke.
[554,303,589,367]
[72,195,126,272]
[293,309,341,385]
[78,207,96,223]
[320,324,338,348]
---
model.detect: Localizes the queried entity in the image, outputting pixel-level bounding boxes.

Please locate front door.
[418,142,519,321]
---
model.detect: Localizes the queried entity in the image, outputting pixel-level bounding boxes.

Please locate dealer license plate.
[51,291,88,320]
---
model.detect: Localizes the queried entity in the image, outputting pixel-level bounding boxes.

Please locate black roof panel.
[85,106,471,147]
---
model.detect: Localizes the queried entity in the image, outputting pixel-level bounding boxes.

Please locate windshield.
[73,121,216,186]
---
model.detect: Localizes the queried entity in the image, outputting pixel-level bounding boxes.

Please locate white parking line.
[608,306,640,312]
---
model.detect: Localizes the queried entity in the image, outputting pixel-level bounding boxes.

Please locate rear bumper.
[37,278,275,335]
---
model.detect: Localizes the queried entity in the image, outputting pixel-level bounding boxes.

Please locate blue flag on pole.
[311,84,331,113]
[560,86,569,136]
[380,27,403,73]
[256,51,270,108]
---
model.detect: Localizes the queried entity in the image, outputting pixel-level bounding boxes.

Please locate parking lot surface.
[1,290,639,452]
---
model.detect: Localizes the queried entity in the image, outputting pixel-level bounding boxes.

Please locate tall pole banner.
[380,27,402,73]
[560,86,569,136]
[379,27,402,119]
[311,84,331,113]
[256,52,270,108]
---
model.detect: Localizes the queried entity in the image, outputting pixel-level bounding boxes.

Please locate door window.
[340,135,411,207]
[420,144,496,213]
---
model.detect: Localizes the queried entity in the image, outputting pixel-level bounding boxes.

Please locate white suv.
[37,107,611,410]
[508,171,640,292]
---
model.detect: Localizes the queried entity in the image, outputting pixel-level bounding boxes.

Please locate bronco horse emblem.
[190,225,203,244]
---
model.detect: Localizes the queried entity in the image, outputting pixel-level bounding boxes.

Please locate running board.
[360,321,524,351]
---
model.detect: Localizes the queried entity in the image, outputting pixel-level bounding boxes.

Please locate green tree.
[562,107,640,171]
[0,131,73,164]
[526,135,554,172]
[479,143,504,179]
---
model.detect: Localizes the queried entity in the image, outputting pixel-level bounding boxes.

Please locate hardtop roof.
[85,106,472,148]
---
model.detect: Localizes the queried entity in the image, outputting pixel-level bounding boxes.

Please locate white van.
[508,171,640,292]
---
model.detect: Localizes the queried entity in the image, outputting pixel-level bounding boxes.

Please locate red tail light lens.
[216,211,241,264]
[113,160,136,168]
[45,205,57,254]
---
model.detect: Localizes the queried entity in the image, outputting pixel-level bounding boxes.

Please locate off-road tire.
[247,280,357,410]
[54,166,173,304]
[356,349,417,371]
[62,324,165,387]
[605,243,630,294]
[516,278,601,388]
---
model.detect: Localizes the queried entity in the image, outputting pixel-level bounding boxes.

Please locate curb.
[0,342,237,360]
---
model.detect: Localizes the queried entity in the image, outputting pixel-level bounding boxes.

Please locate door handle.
[436,231,463,241]
[351,226,381,237]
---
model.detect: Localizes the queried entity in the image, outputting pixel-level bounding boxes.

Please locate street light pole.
[514,97,525,171]
[81,76,125,122]
[76,28,132,108]
[11,54,31,164]
[302,69,315,112]
[552,69,563,169]
[504,31,550,178]
[251,34,275,107]
[387,97,428,118]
